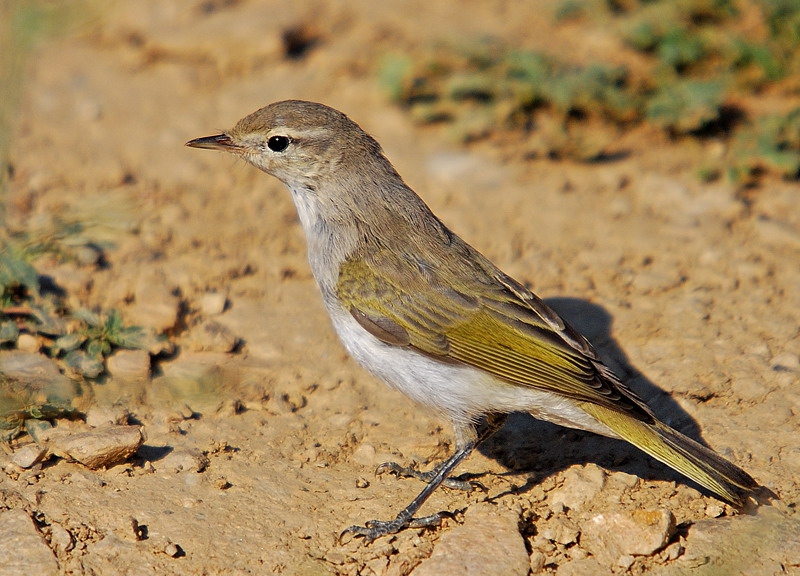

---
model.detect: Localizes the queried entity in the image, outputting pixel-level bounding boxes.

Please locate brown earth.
[2,1,800,575]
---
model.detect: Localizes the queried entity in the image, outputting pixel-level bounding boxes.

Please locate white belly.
[327,306,618,438]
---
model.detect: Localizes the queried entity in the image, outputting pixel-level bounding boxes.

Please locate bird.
[186,99,760,543]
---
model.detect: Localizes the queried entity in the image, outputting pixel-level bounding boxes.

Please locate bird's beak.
[185,133,236,151]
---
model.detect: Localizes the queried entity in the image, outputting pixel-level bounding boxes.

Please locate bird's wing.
[336,243,654,420]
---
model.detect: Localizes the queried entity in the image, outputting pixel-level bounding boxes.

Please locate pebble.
[46,424,144,470]
[411,503,529,576]
[49,522,75,555]
[529,550,546,573]
[580,508,675,565]
[0,509,58,575]
[185,320,239,353]
[350,442,377,466]
[16,333,41,353]
[158,448,209,474]
[0,350,79,404]
[128,279,181,332]
[10,444,47,469]
[548,464,606,512]
[541,517,580,545]
[157,357,226,412]
[199,292,227,316]
[106,349,151,382]
[85,405,131,427]
[164,542,183,558]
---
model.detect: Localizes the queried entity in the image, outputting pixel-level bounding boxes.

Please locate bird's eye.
[267,135,290,152]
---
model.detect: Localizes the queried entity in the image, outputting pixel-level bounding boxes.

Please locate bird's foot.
[375,461,478,492]
[339,512,446,544]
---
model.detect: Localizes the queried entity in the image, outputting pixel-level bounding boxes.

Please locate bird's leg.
[341,414,507,544]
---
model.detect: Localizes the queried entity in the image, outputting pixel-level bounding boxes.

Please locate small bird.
[187,100,760,542]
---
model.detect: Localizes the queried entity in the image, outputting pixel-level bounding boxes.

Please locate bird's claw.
[375,461,477,492]
[338,513,446,545]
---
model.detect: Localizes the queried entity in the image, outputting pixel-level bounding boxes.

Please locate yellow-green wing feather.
[336,244,652,419]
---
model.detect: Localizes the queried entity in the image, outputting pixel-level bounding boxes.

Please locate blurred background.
[0,1,798,575]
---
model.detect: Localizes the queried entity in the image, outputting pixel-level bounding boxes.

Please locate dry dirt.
[2,1,800,575]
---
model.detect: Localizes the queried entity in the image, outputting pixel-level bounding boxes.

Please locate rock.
[47,424,144,469]
[16,334,41,353]
[128,278,180,332]
[541,517,581,545]
[548,464,607,512]
[529,550,547,573]
[85,405,131,427]
[199,292,227,316]
[0,351,79,404]
[411,503,529,576]
[49,522,75,555]
[661,506,800,576]
[351,442,377,466]
[156,356,227,412]
[158,448,209,474]
[10,444,47,469]
[185,320,238,353]
[106,349,151,382]
[0,509,58,576]
[581,508,675,565]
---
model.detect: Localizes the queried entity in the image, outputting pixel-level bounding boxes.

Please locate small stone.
[325,550,347,565]
[85,405,131,427]
[364,556,388,576]
[771,352,799,372]
[164,542,183,557]
[185,320,238,353]
[199,292,227,316]
[581,509,675,565]
[16,333,41,353]
[159,448,209,474]
[617,554,636,569]
[705,503,725,518]
[411,503,529,576]
[47,424,144,470]
[106,349,151,382]
[351,443,377,466]
[0,350,79,407]
[549,464,606,512]
[355,477,370,489]
[158,358,225,413]
[49,522,75,554]
[541,517,580,545]
[11,444,47,468]
[660,541,683,562]
[0,509,58,575]
[529,550,546,573]
[128,279,180,332]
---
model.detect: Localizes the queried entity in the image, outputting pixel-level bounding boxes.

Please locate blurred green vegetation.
[0,1,163,437]
[379,0,800,182]
[0,229,168,380]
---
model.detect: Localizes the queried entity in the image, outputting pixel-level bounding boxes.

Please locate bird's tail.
[580,402,759,507]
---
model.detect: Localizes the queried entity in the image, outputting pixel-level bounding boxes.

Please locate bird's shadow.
[475,297,719,498]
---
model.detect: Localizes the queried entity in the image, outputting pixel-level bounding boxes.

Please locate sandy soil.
[2,1,799,574]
